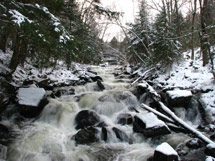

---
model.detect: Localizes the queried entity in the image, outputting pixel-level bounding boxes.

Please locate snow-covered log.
[158,102,215,144]
[139,80,215,145]
[141,103,175,124]
[130,67,155,86]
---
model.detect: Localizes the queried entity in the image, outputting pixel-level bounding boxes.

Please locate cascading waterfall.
[7,66,190,161]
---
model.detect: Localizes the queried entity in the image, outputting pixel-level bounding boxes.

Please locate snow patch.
[167,89,192,99]
[136,112,166,128]
[156,142,178,156]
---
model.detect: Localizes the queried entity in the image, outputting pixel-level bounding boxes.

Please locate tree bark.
[199,0,209,66]
[9,35,21,72]
[191,0,197,61]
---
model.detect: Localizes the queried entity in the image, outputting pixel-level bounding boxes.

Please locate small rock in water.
[205,143,215,158]
[116,113,133,125]
[186,138,203,149]
[75,110,103,129]
[97,80,105,91]
[112,127,129,142]
[153,142,179,161]
[72,127,99,145]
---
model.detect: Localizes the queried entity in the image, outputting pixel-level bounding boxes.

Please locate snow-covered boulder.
[17,87,48,118]
[133,112,171,137]
[166,89,192,107]
[153,142,179,161]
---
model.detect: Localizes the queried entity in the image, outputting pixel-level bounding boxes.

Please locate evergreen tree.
[150,6,181,68]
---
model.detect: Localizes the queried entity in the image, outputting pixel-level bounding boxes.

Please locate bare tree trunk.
[199,0,209,66]
[174,0,180,36]
[191,0,197,61]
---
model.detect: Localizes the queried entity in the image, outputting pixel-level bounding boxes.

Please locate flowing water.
[7,66,189,161]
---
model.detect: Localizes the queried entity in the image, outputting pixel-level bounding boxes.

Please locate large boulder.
[166,89,192,107]
[72,127,99,145]
[133,112,170,137]
[17,87,48,118]
[75,110,104,129]
[153,142,179,161]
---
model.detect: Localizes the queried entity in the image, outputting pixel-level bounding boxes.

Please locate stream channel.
[7,65,190,161]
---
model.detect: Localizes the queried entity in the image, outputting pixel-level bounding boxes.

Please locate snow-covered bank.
[152,49,215,123]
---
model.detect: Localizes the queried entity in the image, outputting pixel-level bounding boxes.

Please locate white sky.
[101,0,139,41]
[99,0,191,41]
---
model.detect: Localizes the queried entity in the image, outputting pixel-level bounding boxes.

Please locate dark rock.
[97,80,105,91]
[133,113,171,137]
[153,142,179,161]
[101,127,112,142]
[205,143,215,157]
[75,110,102,129]
[112,127,129,142]
[52,87,75,98]
[72,127,99,145]
[116,113,133,125]
[37,79,54,90]
[0,93,9,113]
[186,138,203,149]
[22,79,35,86]
[0,123,13,145]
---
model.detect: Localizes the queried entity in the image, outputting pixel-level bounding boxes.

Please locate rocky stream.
[0,65,215,161]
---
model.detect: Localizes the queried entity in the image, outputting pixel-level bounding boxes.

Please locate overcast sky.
[101,0,139,41]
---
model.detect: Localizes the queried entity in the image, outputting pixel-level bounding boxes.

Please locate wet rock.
[133,113,171,137]
[153,142,179,161]
[37,79,54,90]
[101,127,112,142]
[166,89,192,107]
[0,93,9,113]
[0,123,13,145]
[17,87,48,118]
[97,80,105,91]
[186,138,203,149]
[51,87,75,98]
[75,110,103,129]
[205,143,215,157]
[112,127,129,142]
[116,113,133,125]
[22,79,35,86]
[0,144,7,160]
[72,127,99,145]
[86,71,102,82]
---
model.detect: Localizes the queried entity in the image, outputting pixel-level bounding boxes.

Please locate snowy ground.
[153,48,215,123]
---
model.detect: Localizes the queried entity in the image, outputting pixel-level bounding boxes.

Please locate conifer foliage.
[0,0,117,74]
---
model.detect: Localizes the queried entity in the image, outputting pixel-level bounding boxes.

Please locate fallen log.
[141,103,175,124]
[140,81,215,145]
[158,102,215,145]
